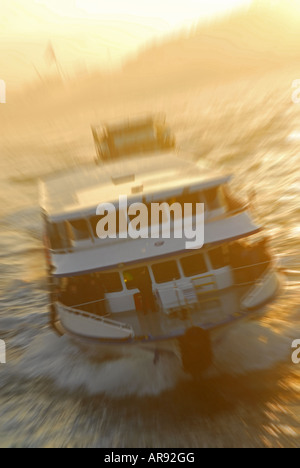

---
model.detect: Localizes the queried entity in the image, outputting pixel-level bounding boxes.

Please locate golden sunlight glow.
[0,0,252,89]
[2,0,300,89]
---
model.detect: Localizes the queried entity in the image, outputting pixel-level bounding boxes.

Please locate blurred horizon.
[2,0,300,147]
[1,0,254,91]
[0,0,300,98]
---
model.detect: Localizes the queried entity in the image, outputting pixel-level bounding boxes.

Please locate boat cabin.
[92,115,175,162]
[40,152,272,323]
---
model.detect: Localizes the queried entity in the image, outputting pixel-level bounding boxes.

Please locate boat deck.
[63,285,251,341]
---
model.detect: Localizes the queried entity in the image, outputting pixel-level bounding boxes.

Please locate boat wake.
[2,312,297,399]
[11,332,186,398]
[211,319,298,377]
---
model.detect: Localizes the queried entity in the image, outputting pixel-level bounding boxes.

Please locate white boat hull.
[241,268,282,310]
[58,304,134,340]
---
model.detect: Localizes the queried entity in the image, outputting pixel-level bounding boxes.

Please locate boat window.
[144,192,201,228]
[47,222,70,250]
[123,267,151,290]
[66,219,91,241]
[90,211,122,238]
[47,222,61,250]
[166,192,201,218]
[152,260,180,284]
[137,203,168,233]
[90,215,101,238]
[95,272,123,293]
[180,253,207,277]
[204,186,224,211]
[112,124,157,156]
[209,246,229,269]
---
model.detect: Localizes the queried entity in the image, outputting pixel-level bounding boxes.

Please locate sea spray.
[14,332,186,398]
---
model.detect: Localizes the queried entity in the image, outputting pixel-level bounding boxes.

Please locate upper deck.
[40,151,231,222]
[92,114,175,162]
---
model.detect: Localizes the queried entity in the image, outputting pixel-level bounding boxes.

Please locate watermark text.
[96,196,205,249]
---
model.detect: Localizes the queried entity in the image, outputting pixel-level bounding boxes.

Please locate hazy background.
[1,0,252,89]
[1,0,300,133]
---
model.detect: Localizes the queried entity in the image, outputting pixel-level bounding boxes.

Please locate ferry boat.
[40,121,283,376]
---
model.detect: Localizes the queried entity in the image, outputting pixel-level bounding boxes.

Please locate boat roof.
[40,151,232,222]
[106,115,161,134]
[100,113,166,135]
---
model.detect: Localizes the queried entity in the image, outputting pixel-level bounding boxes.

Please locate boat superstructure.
[92,114,175,163]
[40,119,283,375]
[41,152,283,373]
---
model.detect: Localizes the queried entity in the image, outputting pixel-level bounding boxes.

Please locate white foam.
[212,320,300,375]
[9,308,300,396]
[15,332,186,398]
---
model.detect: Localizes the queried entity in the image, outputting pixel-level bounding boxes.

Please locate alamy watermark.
[96,196,205,249]
[0,79,6,103]
[0,339,6,364]
[292,339,300,365]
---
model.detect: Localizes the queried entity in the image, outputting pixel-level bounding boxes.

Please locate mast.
[44,41,65,82]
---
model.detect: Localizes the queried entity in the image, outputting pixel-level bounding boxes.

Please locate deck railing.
[55,259,274,318]
[57,302,134,334]
[231,259,272,287]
